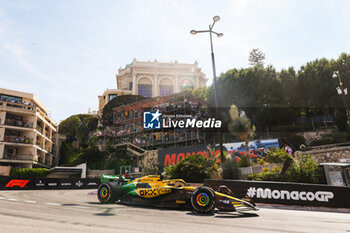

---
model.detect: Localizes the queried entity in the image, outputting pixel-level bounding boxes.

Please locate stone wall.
[302,146,350,163]
[297,129,333,144]
[239,163,282,179]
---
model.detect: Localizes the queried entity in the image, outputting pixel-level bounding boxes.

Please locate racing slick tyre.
[191,186,216,213]
[97,182,120,204]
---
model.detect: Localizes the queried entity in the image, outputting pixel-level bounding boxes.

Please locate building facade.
[95,91,207,150]
[98,59,207,114]
[0,88,58,169]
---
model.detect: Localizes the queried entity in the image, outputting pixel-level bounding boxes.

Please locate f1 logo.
[143,110,161,129]
[5,179,29,188]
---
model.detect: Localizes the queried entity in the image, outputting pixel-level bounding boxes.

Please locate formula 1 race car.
[97,175,258,214]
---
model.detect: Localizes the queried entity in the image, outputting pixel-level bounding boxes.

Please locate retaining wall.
[302,146,350,163]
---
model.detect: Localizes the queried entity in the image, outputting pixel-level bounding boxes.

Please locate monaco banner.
[205,179,350,208]
[158,145,223,170]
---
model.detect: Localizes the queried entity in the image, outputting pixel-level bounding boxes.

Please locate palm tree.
[228,105,256,166]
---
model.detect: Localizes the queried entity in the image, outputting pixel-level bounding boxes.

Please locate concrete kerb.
[256,203,350,214]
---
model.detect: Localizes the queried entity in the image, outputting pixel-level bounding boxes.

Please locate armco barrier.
[205,179,350,208]
[0,177,101,190]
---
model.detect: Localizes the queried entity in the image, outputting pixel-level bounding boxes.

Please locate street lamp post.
[191,16,225,163]
[332,70,350,127]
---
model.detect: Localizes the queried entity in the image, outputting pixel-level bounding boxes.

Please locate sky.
[1,0,350,123]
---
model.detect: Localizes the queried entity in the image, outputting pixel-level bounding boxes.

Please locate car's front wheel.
[97,182,120,204]
[191,186,216,213]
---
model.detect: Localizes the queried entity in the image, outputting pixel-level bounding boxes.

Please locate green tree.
[164,154,217,183]
[254,104,296,130]
[58,115,80,139]
[192,86,208,102]
[265,148,294,174]
[59,114,98,142]
[207,53,350,133]
[248,48,266,67]
[70,139,107,169]
[59,142,78,165]
[228,105,255,166]
[221,158,240,179]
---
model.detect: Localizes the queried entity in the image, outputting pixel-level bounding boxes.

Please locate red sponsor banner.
[5,179,29,188]
[158,145,226,170]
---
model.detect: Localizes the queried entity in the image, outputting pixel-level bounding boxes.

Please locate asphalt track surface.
[0,190,349,233]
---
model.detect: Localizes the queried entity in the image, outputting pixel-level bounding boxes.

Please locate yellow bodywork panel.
[132,176,192,198]
[130,175,249,207]
[136,188,172,198]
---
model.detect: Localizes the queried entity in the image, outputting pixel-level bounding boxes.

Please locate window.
[109,94,117,101]
[159,85,173,96]
[138,84,152,98]
[129,82,133,90]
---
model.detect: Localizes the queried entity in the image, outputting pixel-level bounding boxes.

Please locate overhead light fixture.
[213,16,220,22]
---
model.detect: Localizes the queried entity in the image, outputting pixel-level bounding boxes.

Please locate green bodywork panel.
[119,182,137,195]
[100,174,137,196]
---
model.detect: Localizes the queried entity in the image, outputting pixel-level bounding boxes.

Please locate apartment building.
[0,88,58,169]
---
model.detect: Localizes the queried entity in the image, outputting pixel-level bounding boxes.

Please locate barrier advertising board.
[158,145,223,170]
[205,179,350,208]
[0,177,100,190]
[158,139,279,171]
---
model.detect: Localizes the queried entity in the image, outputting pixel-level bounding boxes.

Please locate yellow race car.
[97,175,258,214]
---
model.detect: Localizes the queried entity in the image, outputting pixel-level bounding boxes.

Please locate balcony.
[36,126,43,134]
[3,135,33,144]
[1,154,33,161]
[4,119,34,128]
[36,142,43,148]
[0,100,35,112]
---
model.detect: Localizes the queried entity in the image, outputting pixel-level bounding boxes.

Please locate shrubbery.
[164,154,217,183]
[10,168,49,178]
[328,131,348,143]
[309,130,349,147]
[309,137,333,146]
[222,158,240,179]
[271,124,311,133]
[290,135,306,149]
[248,154,324,184]
[237,155,250,167]
[264,148,292,164]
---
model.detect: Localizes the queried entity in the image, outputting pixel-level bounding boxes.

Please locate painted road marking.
[1,197,93,210]
[24,200,36,204]
[46,202,62,206]
[75,206,89,209]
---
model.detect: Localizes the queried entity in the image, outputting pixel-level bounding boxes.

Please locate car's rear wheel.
[191,186,216,213]
[97,182,120,204]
